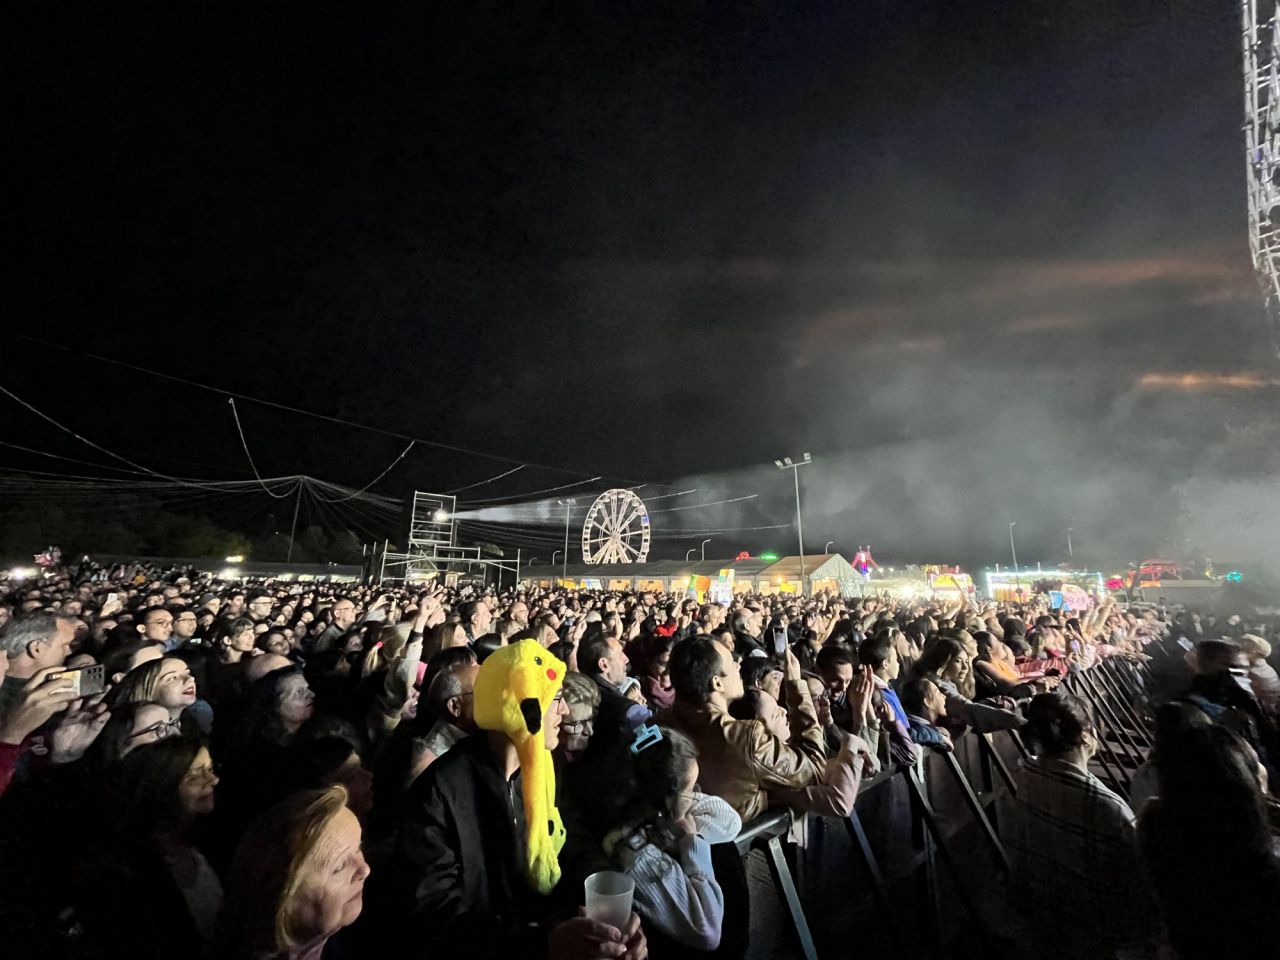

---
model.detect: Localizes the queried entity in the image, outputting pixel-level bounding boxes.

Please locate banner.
[709,568,735,605]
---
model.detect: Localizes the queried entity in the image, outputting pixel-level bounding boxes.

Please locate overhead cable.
[447,464,525,495]
[228,398,297,499]
[459,476,603,506]
[0,382,270,493]
[12,334,637,481]
[312,440,416,503]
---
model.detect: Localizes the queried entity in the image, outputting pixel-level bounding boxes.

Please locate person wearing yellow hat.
[387,639,647,959]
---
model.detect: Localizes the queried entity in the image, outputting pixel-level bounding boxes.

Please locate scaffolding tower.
[375,491,521,587]
[1243,1,1280,354]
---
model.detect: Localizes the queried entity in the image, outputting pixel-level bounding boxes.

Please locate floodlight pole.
[686,548,697,561]
[700,538,711,561]
[1009,521,1019,572]
[775,454,813,596]
[1067,526,1074,562]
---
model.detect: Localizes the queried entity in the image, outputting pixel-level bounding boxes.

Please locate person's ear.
[447,696,463,719]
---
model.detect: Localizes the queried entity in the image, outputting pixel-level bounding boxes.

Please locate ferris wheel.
[1242,0,1280,353]
[581,488,651,564]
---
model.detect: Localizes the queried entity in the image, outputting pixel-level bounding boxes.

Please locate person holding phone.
[0,664,88,795]
[0,613,76,720]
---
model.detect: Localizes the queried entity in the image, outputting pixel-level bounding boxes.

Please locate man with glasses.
[246,592,275,624]
[168,608,200,649]
[135,607,174,649]
[414,662,479,775]
[313,597,359,653]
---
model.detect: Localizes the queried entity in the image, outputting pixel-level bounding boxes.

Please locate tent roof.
[525,554,855,582]
[527,556,779,580]
[759,554,857,580]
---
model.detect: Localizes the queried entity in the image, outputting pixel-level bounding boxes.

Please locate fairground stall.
[984,569,1106,610]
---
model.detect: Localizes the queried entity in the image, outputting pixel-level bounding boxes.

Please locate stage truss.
[1243,1,1280,353]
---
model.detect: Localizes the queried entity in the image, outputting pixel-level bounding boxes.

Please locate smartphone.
[772,626,787,656]
[47,663,106,698]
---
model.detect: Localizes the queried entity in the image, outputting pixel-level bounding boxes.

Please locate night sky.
[6,2,1279,571]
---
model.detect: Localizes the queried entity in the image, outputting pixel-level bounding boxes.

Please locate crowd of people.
[0,557,1277,959]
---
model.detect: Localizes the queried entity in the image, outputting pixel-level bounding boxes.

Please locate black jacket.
[383,732,564,958]
[587,674,644,755]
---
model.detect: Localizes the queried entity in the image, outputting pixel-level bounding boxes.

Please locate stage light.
[433,509,450,522]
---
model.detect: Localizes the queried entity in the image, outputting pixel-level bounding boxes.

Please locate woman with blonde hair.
[109,655,202,733]
[220,785,371,960]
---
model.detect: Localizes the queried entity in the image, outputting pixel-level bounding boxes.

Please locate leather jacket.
[665,678,826,822]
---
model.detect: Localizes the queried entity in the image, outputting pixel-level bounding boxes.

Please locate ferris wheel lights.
[581,488,651,564]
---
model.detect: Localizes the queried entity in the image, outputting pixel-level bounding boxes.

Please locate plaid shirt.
[999,757,1151,947]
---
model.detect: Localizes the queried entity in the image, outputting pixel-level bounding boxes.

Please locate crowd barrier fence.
[731,654,1153,960]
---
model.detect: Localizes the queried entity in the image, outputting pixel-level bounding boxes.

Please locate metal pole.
[686,548,696,562]
[1008,521,1019,572]
[1067,527,1074,562]
[286,477,303,563]
[701,538,711,561]
[561,501,571,579]
[794,466,806,595]
[824,540,834,554]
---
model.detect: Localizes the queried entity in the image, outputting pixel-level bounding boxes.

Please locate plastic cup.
[584,870,634,931]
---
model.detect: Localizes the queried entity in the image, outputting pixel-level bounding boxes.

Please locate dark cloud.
[5,1,1278,571]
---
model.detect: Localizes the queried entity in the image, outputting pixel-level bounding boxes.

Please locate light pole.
[775,453,813,596]
[700,538,711,562]
[1067,526,1074,563]
[685,548,697,562]
[824,540,835,554]
[557,498,576,579]
[549,551,560,568]
[1008,521,1019,571]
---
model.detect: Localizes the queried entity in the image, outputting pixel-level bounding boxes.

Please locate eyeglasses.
[128,718,181,741]
[562,719,593,734]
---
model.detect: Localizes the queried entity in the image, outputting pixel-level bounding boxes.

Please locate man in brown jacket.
[665,636,825,822]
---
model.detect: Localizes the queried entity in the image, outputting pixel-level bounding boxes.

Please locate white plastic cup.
[584,870,634,932]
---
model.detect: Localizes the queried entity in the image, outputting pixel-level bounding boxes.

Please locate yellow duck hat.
[472,639,567,894]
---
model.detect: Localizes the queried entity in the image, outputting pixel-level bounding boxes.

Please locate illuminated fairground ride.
[1243,1,1280,353]
[581,488,651,564]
